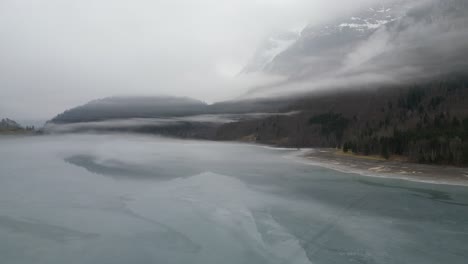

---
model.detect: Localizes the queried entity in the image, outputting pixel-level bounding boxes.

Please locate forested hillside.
[0,118,34,134]
[216,75,468,165]
[50,96,210,123]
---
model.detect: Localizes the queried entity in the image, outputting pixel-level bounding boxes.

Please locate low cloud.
[245,0,468,98]
[0,0,379,120]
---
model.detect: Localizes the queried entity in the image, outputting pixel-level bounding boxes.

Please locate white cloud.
[0,0,386,119]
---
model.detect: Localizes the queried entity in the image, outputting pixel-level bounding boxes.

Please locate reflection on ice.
[0,134,467,264]
[0,215,98,242]
[65,154,202,180]
[127,171,313,264]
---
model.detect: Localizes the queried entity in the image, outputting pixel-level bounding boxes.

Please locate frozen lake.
[0,134,467,264]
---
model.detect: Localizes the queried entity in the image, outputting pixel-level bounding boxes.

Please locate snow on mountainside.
[260,2,408,77]
[243,0,468,97]
[305,4,402,37]
[241,31,300,74]
[337,9,397,31]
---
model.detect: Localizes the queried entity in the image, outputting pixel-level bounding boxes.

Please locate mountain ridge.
[243,0,468,97]
[46,0,468,166]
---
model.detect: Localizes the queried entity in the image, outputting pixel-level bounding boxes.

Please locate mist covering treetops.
[216,75,468,165]
[0,118,22,130]
[0,118,34,132]
[49,94,294,124]
[50,96,210,123]
[52,0,468,125]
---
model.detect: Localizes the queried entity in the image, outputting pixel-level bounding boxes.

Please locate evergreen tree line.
[342,116,468,165]
[327,76,468,165]
[340,110,468,165]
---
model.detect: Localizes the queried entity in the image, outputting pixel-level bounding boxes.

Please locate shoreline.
[292,148,468,187]
[4,132,468,186]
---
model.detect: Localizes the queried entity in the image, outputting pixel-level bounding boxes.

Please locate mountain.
[50,96,210,124]
[244,0,468,96]
[49,94,297,124]
[47,74,468,165]
[244,1,406,78]
[216,74,468,165]
[240,30,300,74]
[0,118,22,130]
[46,0,468,166]
[46,95,298,138]
[0,118,33,134]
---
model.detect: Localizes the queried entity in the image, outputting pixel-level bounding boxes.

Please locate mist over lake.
[1,134,467,264]
[2,0,468,263]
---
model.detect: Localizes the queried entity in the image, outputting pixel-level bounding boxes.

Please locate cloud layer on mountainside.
[244,0,468,98]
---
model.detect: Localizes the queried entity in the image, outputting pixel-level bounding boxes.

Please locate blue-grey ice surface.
[0,134,467,264]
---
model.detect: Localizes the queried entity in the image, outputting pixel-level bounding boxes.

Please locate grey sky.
[0,0,383,119]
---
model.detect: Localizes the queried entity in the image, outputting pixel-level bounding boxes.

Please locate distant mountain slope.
[46,0,468,166]
[49,95,294,124]
[0,118,22,130]
[50,96,210,123]
[244,0,468,96]
[217,74,468,165]
[46,74,468,165]
[240,31,300,74]
[0,118,32,133]
[271,2,404,76]
[245,1,407,77]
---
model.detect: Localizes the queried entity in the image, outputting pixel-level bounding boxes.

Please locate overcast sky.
[0,0,380,120]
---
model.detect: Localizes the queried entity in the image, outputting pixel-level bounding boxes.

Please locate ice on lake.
[1,134,468,264]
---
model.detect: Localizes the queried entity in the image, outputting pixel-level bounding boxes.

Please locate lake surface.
[0,134,467,264]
